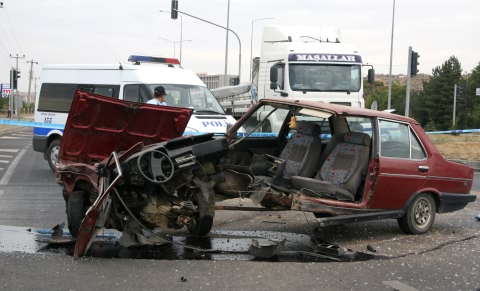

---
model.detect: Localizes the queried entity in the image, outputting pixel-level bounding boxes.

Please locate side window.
[239,107,288,137]
[77,84,119,98]
[380,120,425,159]
[123,85,140,102]
[410,128,427,159]
[37,83,77,112]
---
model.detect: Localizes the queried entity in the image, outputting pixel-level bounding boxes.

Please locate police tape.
[1,119,480,137]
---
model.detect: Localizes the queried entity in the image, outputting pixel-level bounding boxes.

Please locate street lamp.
[158,37,191,59]
[387,0,395,110]
[159,10,185,64]
[250,17,273,82]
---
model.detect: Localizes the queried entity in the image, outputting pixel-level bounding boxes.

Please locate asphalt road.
[0,129,479,291]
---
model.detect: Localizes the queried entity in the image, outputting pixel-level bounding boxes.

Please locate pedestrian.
[7,103,11,118]
[146,86,167,106]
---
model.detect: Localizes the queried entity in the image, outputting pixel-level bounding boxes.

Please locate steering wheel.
[137,150,175,184]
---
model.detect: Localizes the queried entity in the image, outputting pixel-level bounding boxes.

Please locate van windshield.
[148,84,225,115]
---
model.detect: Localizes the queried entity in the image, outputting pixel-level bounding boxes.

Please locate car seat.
[290,131,370,201]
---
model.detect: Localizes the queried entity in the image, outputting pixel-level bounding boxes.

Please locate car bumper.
[438,193,477,213]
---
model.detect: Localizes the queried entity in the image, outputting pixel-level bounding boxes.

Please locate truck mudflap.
[438,192,477,213]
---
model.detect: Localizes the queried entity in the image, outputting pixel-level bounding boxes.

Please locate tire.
[47,139,61,172]
[187,215,213,236]
[67,190,87,238]
[397,193,436,234]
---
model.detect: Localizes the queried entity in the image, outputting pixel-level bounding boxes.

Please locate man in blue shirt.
[146,86,167,106]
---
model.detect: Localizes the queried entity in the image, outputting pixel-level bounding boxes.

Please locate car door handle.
[418,166,429,173]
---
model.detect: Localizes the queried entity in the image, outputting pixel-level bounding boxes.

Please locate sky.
[0,0,479,92]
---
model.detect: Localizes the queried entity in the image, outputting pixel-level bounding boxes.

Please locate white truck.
[212,25,374,131]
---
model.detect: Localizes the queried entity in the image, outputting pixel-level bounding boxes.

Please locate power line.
[1,6,23,55]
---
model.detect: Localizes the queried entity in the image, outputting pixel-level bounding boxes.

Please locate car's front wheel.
[67,191,88,238]
[187,215,213,236]
[397,193,436,234]
[47,139,61,172]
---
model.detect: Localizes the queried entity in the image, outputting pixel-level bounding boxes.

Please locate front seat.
[290,131,371,201]
[254,121,322,184]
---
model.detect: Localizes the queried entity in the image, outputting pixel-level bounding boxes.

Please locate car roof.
[259,98,419,124]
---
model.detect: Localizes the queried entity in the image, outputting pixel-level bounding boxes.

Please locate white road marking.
[383,281,419,291]
[0,137,30,139]
[0,168,4,171]
[0,149,26,186]
[0,160,9,164]
[0,155,13,158]
[0,149,19,153]
[0,190,3,197]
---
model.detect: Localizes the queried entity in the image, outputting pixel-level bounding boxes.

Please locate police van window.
[124,85,140,102]
[37,83,77,112]
[77,84,119,98]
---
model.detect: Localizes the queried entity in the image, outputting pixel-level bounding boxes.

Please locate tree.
[416,56,463,130]
[365,81,406,114]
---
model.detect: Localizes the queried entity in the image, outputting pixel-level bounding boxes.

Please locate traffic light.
[456,86,463,96]
[171,0,178,19]
[410,51,419,76]
[12,69,20,89]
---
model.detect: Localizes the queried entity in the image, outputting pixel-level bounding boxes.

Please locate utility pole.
[34,77,40,105]
[10,54,25,116]
[27,59,38,106]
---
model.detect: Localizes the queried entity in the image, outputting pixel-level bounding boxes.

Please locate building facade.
[197,73,237,90]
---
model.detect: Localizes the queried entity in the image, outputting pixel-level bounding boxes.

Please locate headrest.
[343,131,370,146]
[296,121,321,136]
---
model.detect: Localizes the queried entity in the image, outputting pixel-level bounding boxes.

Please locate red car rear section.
[58,90,193,165]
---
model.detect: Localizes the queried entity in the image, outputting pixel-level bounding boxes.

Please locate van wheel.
[47,139,61,172]
[67,191,87,238]
[397,193,436,234]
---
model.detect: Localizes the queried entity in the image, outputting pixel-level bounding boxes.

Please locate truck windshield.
[289,64,361,92]
[148,84,225,115]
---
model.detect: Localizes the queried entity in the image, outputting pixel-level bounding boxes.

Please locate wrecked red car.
[56,91,476,257]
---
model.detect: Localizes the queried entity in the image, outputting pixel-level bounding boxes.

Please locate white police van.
[33,55,240,171]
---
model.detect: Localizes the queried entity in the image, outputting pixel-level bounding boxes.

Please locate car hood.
[58,90,194,165]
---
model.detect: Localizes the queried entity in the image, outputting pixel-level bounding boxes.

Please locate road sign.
[2,89,11,98]
[1,83,10,98]
[476,88,480,96]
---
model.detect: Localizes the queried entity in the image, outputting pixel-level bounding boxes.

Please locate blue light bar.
[128,55,180,65]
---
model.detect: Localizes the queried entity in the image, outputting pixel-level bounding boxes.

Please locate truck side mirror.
[225,108,232,115]
[368,68,375,84]
[270,66,278,83]
[270,82,278,90]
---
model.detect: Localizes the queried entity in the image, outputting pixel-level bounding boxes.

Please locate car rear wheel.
[397,193,436,234]
[67,191,88,238]
[47,139,61,172]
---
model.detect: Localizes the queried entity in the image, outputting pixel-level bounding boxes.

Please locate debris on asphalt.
[180,277,187,282]
[261,220,287,224]
[475,214,480,221]
[367,244,377,252]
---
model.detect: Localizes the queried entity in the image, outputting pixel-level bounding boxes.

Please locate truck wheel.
[397,193,436,234]
[187,215,213,236]
[67,191,87,238]
[47,139,61,172]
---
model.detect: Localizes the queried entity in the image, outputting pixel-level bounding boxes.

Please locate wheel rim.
[50,146,60,165]
[413,197,431,227]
